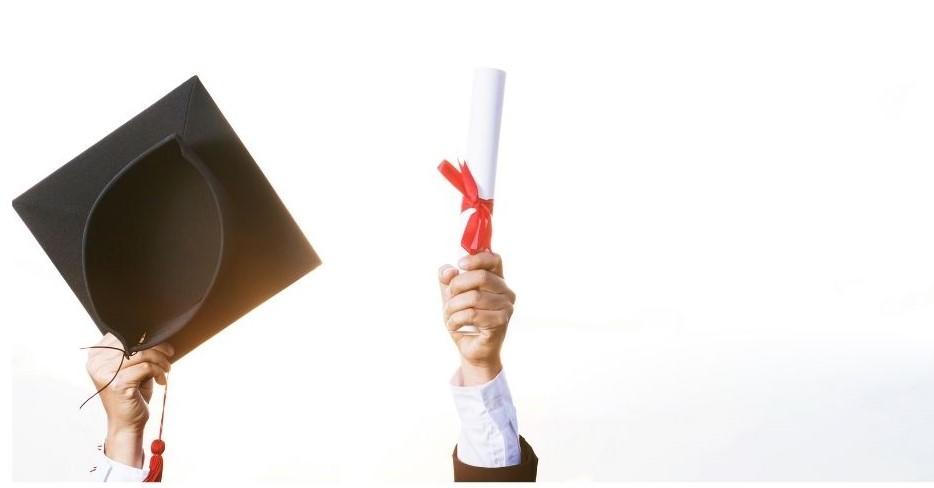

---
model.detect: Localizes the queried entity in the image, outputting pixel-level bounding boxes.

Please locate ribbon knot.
[438,160,494,255]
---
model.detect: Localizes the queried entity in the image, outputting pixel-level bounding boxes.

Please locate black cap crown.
[13,76,320,360]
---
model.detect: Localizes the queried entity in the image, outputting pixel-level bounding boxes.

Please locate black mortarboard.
[13,76,321,361]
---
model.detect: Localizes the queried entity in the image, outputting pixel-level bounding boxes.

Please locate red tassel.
[143,440,164,482]
[143,378,168,482]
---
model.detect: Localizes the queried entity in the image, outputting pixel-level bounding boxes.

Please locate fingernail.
[167,344,175,356]
[458,257,470,269]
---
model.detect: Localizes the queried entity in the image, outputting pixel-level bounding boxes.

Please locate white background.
[2,0,934,482]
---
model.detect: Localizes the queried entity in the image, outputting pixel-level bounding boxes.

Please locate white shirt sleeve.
[90,444,147,482]
[449,368,521,467]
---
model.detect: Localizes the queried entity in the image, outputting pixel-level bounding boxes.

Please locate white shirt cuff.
[450,368,521,467]
[90,445,147,482]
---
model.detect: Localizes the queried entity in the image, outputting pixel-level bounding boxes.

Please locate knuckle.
[477,271,492,286]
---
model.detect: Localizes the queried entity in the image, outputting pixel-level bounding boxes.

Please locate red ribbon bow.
[438,160,494,255]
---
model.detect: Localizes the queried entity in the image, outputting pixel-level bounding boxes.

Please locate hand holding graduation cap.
[439,252,516,386]
[86,334,174,468]
[13,77,320,477]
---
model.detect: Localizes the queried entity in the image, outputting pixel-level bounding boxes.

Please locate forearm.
[459,356,503,386]
[104,424,144,468]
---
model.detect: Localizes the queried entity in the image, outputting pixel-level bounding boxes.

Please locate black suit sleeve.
[452,436,538,482]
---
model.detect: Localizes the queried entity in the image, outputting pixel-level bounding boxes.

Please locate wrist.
[459,357,503,386]
[104,424,145,468]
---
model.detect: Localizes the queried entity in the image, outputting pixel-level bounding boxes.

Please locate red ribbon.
[438,160,494,255]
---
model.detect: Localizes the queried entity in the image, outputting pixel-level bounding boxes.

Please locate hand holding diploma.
[438,252,516,385]
[439,68,506,334]
[437,70,536,479]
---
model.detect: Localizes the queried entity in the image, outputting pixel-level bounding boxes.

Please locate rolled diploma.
[466,67,505,200]
[458,67,505,335]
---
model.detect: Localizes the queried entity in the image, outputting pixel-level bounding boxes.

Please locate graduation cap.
[15,75,321,480]
[13,75,321,361]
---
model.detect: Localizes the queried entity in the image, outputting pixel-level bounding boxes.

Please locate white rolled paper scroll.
[465,67,506,200]
[458,67,505,336]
